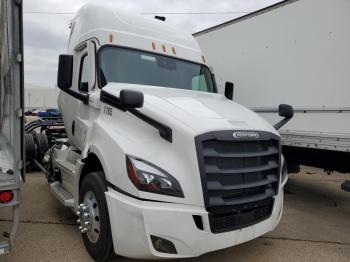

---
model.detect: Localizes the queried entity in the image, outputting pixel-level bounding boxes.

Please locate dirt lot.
[1,167,350,262]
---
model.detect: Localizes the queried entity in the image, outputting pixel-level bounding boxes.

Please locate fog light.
[0,190,14,203]
[150,235,177,254]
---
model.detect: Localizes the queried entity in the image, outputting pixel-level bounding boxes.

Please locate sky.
[23,0,281,88]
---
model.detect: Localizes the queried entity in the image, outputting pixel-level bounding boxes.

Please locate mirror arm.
[58,86,90,105]
[100,90,172,142]
[274,104,294,130]
[274,117,292,130]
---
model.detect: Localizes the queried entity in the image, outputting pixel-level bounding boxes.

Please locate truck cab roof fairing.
[68,4,204,65]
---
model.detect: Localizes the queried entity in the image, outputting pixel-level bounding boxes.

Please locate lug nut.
[77,219,80,224]
[79,226,83,230]
[84,213,89,218]
[76,211,80,216]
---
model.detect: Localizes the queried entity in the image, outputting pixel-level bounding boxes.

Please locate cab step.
[50,181,75,207]
[341,181,350,192]
[0,240,10,255]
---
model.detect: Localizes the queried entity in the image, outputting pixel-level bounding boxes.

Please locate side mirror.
[274,104,294,130]
[57,55,73,89]
[225,82,234,100]
[279,104,294,118]
[120,90,144,109]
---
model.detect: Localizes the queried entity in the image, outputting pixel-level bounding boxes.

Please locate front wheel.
[78,172,114,261]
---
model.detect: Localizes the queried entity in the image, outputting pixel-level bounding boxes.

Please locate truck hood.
[102,83,278,136]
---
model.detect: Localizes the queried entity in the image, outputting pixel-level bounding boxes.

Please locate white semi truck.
[194,0,350,190]
[19,3,293,261]
[0,0,24,255]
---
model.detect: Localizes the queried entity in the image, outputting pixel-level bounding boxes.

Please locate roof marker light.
[109,33,113,43]
[152,42,156,50]
[172,47,176,55]
[162,45,167,53]
[202,55,206,63]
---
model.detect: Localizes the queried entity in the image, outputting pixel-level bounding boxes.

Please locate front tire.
[79,172,114,261]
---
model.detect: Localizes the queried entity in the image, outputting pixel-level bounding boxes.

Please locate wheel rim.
[77,191,101,243]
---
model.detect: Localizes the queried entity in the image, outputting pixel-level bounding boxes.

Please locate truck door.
[73,41,97,151]
[58,40,96,151]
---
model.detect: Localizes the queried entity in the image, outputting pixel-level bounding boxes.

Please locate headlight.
[281,155,288,182]
[126,156,184,198]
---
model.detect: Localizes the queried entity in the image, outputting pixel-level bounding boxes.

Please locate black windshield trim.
[96,44,217,92]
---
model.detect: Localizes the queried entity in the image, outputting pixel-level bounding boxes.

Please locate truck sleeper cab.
[43,4,290,261]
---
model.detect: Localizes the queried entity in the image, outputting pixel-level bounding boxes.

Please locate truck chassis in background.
[0,0,24,254]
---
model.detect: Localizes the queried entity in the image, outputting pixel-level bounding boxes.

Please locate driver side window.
[79,54,89,93]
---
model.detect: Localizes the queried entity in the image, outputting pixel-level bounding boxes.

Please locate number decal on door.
[104,106,113,116]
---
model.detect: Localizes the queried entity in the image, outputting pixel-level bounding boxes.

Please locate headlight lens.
[126,156,184,198]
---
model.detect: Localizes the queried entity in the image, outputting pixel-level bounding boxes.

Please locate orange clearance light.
[162,45,167,53]
[172,47,176,55]
[109,33,114,43]
[126,158,140,188]
[0,190,14,203]
[202,55,206,63]
[152,42,156,50]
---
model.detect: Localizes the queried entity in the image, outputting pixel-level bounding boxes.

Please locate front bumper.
[105,187,284,260]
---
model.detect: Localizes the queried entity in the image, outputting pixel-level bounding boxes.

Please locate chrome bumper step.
[50,181,75,207]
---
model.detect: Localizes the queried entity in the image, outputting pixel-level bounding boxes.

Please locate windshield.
[99,46,216,93]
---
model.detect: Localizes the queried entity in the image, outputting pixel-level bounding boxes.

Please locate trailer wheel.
[25,134,36,160]
[33,133,49,162]
[78,172,114,261]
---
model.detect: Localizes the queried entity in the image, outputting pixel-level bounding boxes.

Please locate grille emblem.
[233,131,259,139]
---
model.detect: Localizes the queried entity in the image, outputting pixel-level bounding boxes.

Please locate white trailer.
[0,0,24,254]
[194,0,350,180]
